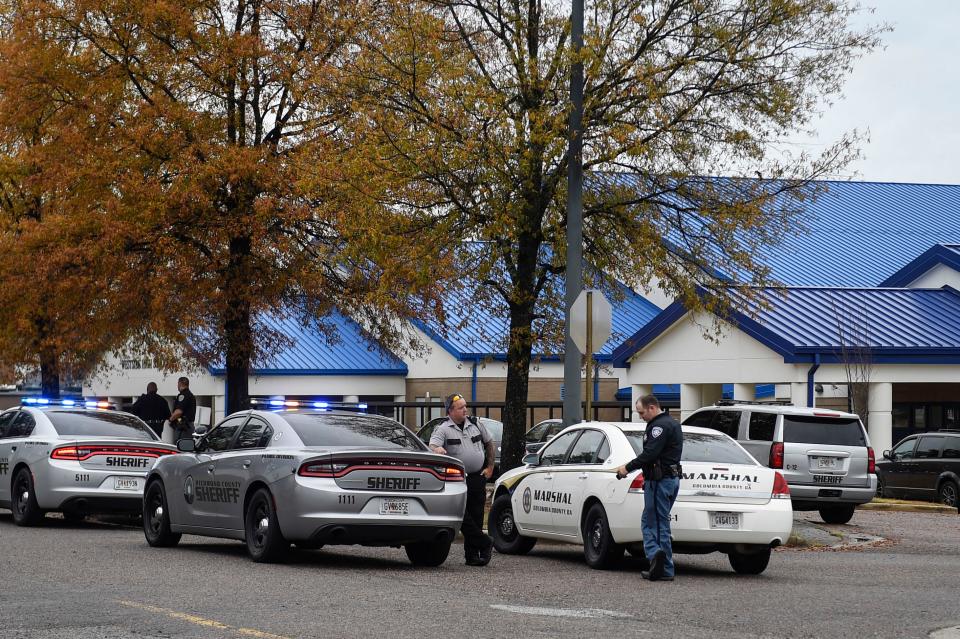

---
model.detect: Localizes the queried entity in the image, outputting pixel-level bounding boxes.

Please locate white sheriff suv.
[489,421,793,575]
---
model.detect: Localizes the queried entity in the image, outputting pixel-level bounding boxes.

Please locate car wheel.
[488,494,536,555]
[11,467,43,526]
[818,504,856,524]
[404,539,453,566]
[143,480,181,547]
[728,547,771,575]
[582,503,623,569]
[245,488,287,563]
[937,480,958,507]
[876,477,886,499]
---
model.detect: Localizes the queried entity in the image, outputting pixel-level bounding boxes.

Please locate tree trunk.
[40,351,59,398]
[501,305,535,472]
[224,234,253,415]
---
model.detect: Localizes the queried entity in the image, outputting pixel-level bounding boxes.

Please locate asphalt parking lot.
[1,508,958,639]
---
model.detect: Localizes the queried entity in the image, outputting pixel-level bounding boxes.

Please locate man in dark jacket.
[616,395,683,581]
[129,382,171,437]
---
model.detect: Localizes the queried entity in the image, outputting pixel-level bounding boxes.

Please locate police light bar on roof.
[21,397,111,409]
[249,398,368,412]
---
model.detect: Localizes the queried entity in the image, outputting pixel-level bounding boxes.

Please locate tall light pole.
[563,0,584,426]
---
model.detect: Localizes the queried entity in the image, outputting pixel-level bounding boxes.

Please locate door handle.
[544,474,553,480]
[10,446,15,451]
[207,464,215,473]
[242,460,251,469]
[578,473,589,480]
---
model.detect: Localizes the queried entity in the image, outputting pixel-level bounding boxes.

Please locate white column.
[867,382,893,454]
[790,382,807,407]
[680,384,703,423]
[107,396,124,407]
[701,384,723,407]
[631,384,652,421]
[213,395,226,423]
[344,395,359,404]
[733,383,756,402]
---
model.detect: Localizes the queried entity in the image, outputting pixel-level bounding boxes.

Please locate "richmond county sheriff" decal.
[0,458,8,475]
[184,476,241,504]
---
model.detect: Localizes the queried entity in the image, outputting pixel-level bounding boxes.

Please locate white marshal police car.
[0,399,178,525]
[489,422,793,575]
[143,407,468,566]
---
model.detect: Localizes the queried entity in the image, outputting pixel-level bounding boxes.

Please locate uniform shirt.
[172,388,197,424]
[130,392,171,425]
[429,416,492,474]
[624,412,683,473]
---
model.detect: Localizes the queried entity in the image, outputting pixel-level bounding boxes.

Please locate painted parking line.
[490,604,639,621]
[117,600,290,639]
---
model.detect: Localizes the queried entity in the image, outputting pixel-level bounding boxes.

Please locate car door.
[182,415,246,529]
[0,409,19,503]
[212,415,274,531]
[742,411,776,465]
[513,429,580,535]
[551,429,607,537]
[912,435,945,499]
[882,437,918,497]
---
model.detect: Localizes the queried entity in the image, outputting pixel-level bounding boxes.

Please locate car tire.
[404,539,453,567]
[143,480,182,547]
[876,477,886,499]
[937,480,958,507]
[11,467,43,526]
[728,547,771,575]
[245,488,288,563]
[582,503,623,570]
[818,504,856,524]
[488,494,536,555]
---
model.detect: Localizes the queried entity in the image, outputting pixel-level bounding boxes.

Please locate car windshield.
[46,410,157,440]
[283,413,426,450]
[479,418,502,440]
[623,430,757,466]
[782,416,866,446]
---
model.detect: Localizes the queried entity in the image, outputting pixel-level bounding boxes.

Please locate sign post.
[570,289,613,421]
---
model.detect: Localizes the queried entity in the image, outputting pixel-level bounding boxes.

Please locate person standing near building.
[428,393,496,566]
[169,377,197,443]
[616,395,683,581]
[129,382,171,437]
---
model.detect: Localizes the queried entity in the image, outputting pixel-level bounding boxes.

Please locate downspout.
[471,357,479,402]
[807,353,821,408]
[593,363,599,402]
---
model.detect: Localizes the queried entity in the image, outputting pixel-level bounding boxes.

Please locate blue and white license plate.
[114,477,142,491]
[380,498,409,515]
[710,512,740,529]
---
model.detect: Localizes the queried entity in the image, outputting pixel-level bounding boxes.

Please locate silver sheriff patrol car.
[0,399,178,525]
[143,407,468,566]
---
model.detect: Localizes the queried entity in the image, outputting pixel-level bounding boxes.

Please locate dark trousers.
[173,422,195,443]
[462,473,491,557]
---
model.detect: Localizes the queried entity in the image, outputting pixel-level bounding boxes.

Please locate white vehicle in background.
[489,422,793,575]
[0,399,177,525]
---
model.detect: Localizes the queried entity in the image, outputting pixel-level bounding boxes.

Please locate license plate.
[380,498,409,515]
[710,512,740,529]
[114,477,141,491]
[816,457,839,469]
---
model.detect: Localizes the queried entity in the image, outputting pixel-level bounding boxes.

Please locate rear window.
[479,418,502,440]
[624,431,756,466]
[46,410,157,440]
[283,413,425,450]
[782,416,866,446]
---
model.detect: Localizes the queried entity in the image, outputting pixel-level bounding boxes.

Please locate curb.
[860,500,956,514]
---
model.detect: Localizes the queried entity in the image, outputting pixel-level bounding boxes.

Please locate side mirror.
[177,438,196,452]
[522,453,540,466]
[882,450,892,461]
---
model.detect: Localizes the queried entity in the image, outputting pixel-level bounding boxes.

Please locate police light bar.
[21,397,94,408]
[249,398,368,412]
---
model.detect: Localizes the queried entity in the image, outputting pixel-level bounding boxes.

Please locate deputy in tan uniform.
[429,393,496,566]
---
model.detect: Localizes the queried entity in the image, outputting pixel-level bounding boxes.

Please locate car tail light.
[627,472,645,493]
[435,466,465,482]
[769,442,784,469]
[298,461,349,477]
[867,447,875,474]
[772,472,790,499]
[51,445,175,460]
[298,458,465,481]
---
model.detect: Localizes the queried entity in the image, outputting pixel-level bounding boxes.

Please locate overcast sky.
[801,1,960,184]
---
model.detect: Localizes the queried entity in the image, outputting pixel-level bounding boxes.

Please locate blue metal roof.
[417,279,662,362]
[613,286,960,367]
[594,176,960,286]
[209,310,408,376]
[878,244,960,287]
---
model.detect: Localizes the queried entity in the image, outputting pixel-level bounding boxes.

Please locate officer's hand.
[615,465,628,480]
[431,446,447,455]
[482,466,494,479]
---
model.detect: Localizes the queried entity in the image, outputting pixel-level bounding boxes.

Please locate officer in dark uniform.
[129,382,171,437]
[616,394,683,581]
[428,393,496,566]
[169,377,197,443]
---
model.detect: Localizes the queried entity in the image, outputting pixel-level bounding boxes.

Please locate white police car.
[0,399,177,525]
[489,422,793,574]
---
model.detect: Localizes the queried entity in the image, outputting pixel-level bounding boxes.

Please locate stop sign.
[569,289,612,354]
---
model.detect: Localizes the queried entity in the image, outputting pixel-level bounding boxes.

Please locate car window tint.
[892,438,917,459]
[284,413,425,450]
[596,438,610,463]
[916,436,944,459]
[545,423,564,439]
[539,430,580,466]
[565,430,605,465]
[748,412,776,441]
[710,411,741,438]
[782,416,866,446]
[0,410,18,438]
[680,432,757,465]
[479,418,502,440]
[682,410,715,428]
[418,423,435,443]
[8,411,37,438]
[236,418,273,449]
[526,423,547,442]
[45,410,154,440]
[205,416,247,451]
[942,438,960,459]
